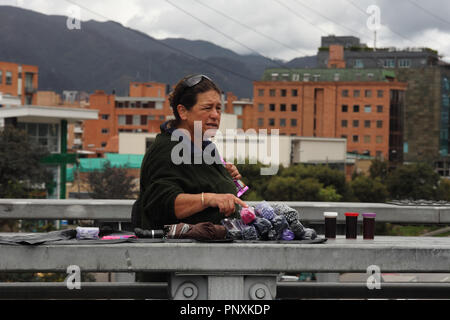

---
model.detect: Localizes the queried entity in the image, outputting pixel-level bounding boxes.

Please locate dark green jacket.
[134,122,238,229]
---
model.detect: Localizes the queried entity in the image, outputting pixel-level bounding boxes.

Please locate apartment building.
[0,61,38,106]
[317,36,450,170]
[83,82,172,154]
[253,68,407,162]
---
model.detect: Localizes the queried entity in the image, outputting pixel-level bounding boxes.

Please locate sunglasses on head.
[182,74,213,88]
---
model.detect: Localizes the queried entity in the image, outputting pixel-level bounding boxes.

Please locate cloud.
[2,0,450,61]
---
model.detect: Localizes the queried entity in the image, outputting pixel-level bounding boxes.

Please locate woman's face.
[179,89,222,137]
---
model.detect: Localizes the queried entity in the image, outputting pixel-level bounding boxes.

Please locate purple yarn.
[241,225,258,240]
[281,228,295,241]
[254,201,275,221]
[252,217,272,239]
[271,214,289,239]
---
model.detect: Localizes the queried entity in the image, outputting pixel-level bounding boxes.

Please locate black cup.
[345,212,359,239]
[324,212,338,239]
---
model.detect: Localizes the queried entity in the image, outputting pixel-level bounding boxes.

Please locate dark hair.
[168,74,221,124]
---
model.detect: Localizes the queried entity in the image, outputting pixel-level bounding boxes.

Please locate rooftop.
[261,68,396,82]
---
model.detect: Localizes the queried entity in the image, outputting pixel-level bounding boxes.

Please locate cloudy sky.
[3,0,450,62]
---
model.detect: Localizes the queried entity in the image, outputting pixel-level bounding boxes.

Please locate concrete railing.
[1,199,450,300]
[1,199,450,224]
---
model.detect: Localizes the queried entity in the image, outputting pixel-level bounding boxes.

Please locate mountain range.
[0,6,317,98]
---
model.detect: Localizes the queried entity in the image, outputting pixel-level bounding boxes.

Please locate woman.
[132,74,248,230]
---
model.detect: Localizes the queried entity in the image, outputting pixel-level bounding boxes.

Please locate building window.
[292,73,300,81]
[353,105,360,112]
[291,104,297,111]
[352,135,359,142]
[377,105,383,113]
[148,115,155,120]
[269,104,275,111]
[258,89,264,96]
[342,105,348,112]
[365,90,372,98]
[376,151,383,158]
[125,115,133,125]
[376,120,383,128]
[313,74,321,81]
[291,89,298,97]
[398,59,411,68]
[101,114,110,120]
[5,71,12,85]
[101,142,107,148]
[291,119,297,127]
[353,120,359,128]
[364,105,372,113]
[258,118,264,126]
[342,89,349,97]
[383,59,395,68]
[377,90,384,98]
[364,135,371,143]
[159,115,165,120]
[341,134,347,139]
[353,90,360,97]
[118,115,126,125]
[17,122,59,153]
[269,118,275,126]
[281,89,287,97]
[364,120,371,128]
[269,89,276,97]
[141,115,147,125]
[280,119,286,127]
[376,136,383,143]
[258,103,264,112]
[354,59,364,68]
[341,120,348,128]
[234,105,243,115]
[280,104,286,111]
[303,73,310,81]
[101,128,109,134]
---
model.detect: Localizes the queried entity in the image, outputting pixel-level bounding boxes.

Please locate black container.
[345,212,359,239]
[362,213,376,239]
[323,212,338,239]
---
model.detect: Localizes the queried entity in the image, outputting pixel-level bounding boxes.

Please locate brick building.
[0,61,38,106]
[317,36,450,172]
[252,68,407,162]
[83,82,173,155]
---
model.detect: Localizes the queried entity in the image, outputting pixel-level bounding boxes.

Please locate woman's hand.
[224,163,242,180]
[204,193,248,217]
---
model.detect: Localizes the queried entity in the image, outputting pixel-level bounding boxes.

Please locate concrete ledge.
[1,236,450,273]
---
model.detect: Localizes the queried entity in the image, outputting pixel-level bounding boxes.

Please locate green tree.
[369,159,389,182]
[0,125,52,198]
[386,163,440,200]
[86,161,136,199]
[350,175,388,203]
[436,179,450,201]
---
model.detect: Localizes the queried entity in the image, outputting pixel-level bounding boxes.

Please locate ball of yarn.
[240,207,256,225]
[241,225,258,240]
[302,228,317,240]
[271,203,300,224]
[252,217,272,239]
[271,214,289,239]
[281,228,295,241]
[254,201,275,221]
